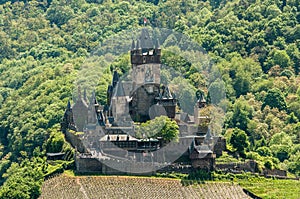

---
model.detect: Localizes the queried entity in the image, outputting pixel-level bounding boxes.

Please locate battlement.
[131,48,161,64]
[130,28,161,65]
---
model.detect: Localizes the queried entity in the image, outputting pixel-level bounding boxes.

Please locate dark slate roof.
[74,86,88,108]
[107,85,113,93]
[122,81,133,96]
[205,128,213,141]
[112,71,119,88]
[67,100,71,110]
[131,40,135,50]
[155,38,160,49]
[194,145,213,154]
[114,82,125,97]
[73,97,88,108]
[89,90,97,105]
[136,39,141,49]
[83,88,87,101]
[139,28,154,49]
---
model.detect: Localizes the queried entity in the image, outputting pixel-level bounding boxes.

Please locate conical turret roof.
[114,81,125,97]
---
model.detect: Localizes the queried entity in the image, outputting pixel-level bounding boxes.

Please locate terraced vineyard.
[39,175,251,199]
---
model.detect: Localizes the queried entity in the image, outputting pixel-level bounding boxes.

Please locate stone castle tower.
[72,87,88,132]
[129,28,176,122]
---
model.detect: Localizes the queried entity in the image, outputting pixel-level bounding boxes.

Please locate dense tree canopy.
[0,0,299,197]
[229,128,250,157]
[136,116,179,143]
[262,88,287,111]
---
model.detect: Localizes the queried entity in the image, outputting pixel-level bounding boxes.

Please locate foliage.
[256,146,272,157]
[170,77,197,114]
[287,151,300,176]
[216,152,243,164]
[238,177,300,199]
[0,158,44,199]
[185,169,212,181]
[229,98,253,132]
[0,0,298,197]
[229,128,249,157]
[212,172,300,199]
[262,88,287,111]
[45,131,65,153]
[136,116,179,142]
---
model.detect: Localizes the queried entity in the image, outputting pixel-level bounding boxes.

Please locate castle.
[61,28,226,174]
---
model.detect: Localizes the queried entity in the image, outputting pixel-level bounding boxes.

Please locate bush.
[264,159,274,170]
[256,146,272,157]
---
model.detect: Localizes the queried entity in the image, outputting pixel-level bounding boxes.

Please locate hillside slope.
[39,175,251,199]
[0,0,299,198]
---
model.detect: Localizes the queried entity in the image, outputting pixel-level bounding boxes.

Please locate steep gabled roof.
[139,28,154,49]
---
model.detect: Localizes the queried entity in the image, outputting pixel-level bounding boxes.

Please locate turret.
[196,90,206,108]
[155,38,161,56]
[136,39,142,55]
[61,100,77,132]
[155,85,177,119]
[112,71,119,88]
[114,81,126,97]
[130,28,161,65]
[72,86,88,132]
[111,81,127,123]
[83,88,88,103]
[131,40,135,51]
[107,85,113,106]
[128,28,164,122]
[87,91,97,124]
[67,100,71,110]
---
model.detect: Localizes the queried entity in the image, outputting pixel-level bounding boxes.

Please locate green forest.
[0,0,299,198]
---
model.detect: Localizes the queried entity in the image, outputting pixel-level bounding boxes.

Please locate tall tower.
[129,29,162,122]
[72,86,88,132]
[111,81,128,122]
[129,28,178,122]
[87,91,97,125]
[194,90,210,136]
[130,28,161,88]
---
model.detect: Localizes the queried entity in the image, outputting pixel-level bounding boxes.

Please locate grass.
[238,178,300,199]
[210,171,300,199]
[63,169,75,177]
[215,151,244,164]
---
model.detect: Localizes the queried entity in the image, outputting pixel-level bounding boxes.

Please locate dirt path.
[76,178,89,199]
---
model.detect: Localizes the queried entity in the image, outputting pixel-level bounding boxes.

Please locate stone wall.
[72,99,88,132]
[75,156,102,173]
[216,160,258,173]
[191,158,215,171]
[64,130,87,153]
[157,164,193,174]
[75,156,160,175]
[213,137,226,157]
[263,168,287,177]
